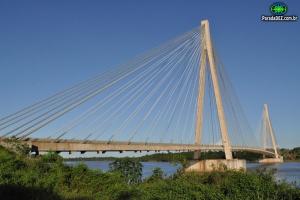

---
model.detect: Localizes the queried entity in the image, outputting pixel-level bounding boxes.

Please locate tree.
[148,167,164,181]
[109,158,143,184]
[41,152,63,163]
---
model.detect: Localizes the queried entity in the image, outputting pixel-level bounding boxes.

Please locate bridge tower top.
[194,20,233,160]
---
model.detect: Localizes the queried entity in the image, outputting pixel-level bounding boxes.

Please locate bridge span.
[19,138,275,157]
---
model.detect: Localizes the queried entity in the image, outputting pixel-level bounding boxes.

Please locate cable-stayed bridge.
[0,20,282,163]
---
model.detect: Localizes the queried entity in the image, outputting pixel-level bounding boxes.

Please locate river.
[65,160,300,187]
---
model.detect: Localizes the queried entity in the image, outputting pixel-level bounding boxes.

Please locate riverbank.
[0,145,299,200]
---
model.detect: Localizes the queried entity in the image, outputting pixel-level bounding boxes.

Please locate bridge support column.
[193,150,201,160]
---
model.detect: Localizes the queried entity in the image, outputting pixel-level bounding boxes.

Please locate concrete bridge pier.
[186,158,246,172]
[259,157,283,163]
[186,159,246,172]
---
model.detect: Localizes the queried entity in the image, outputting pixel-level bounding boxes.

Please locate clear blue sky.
[0,0,299,148]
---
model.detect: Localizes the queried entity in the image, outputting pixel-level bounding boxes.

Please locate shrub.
[0,146,299,200]
[109,158,143,184]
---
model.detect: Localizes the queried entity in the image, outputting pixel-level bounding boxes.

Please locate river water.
[65,161,300,187]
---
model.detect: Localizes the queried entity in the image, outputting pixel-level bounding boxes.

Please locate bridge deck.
[16,138,276,156]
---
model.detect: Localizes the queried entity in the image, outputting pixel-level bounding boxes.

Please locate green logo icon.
[270,2,288,16]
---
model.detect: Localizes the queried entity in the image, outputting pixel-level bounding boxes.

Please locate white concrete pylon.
[194,20,233,160]
[263,104,280,159]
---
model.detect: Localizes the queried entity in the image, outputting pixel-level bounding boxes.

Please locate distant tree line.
[280,147,300,161]
[65,151,264,163]
[65,147,300,163]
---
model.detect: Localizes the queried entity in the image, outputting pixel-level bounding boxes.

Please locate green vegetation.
[0,141,299,199]
[1,137,31,156]
[280,147,300,161]
[109,158,143,184]
[139,151,263,162]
